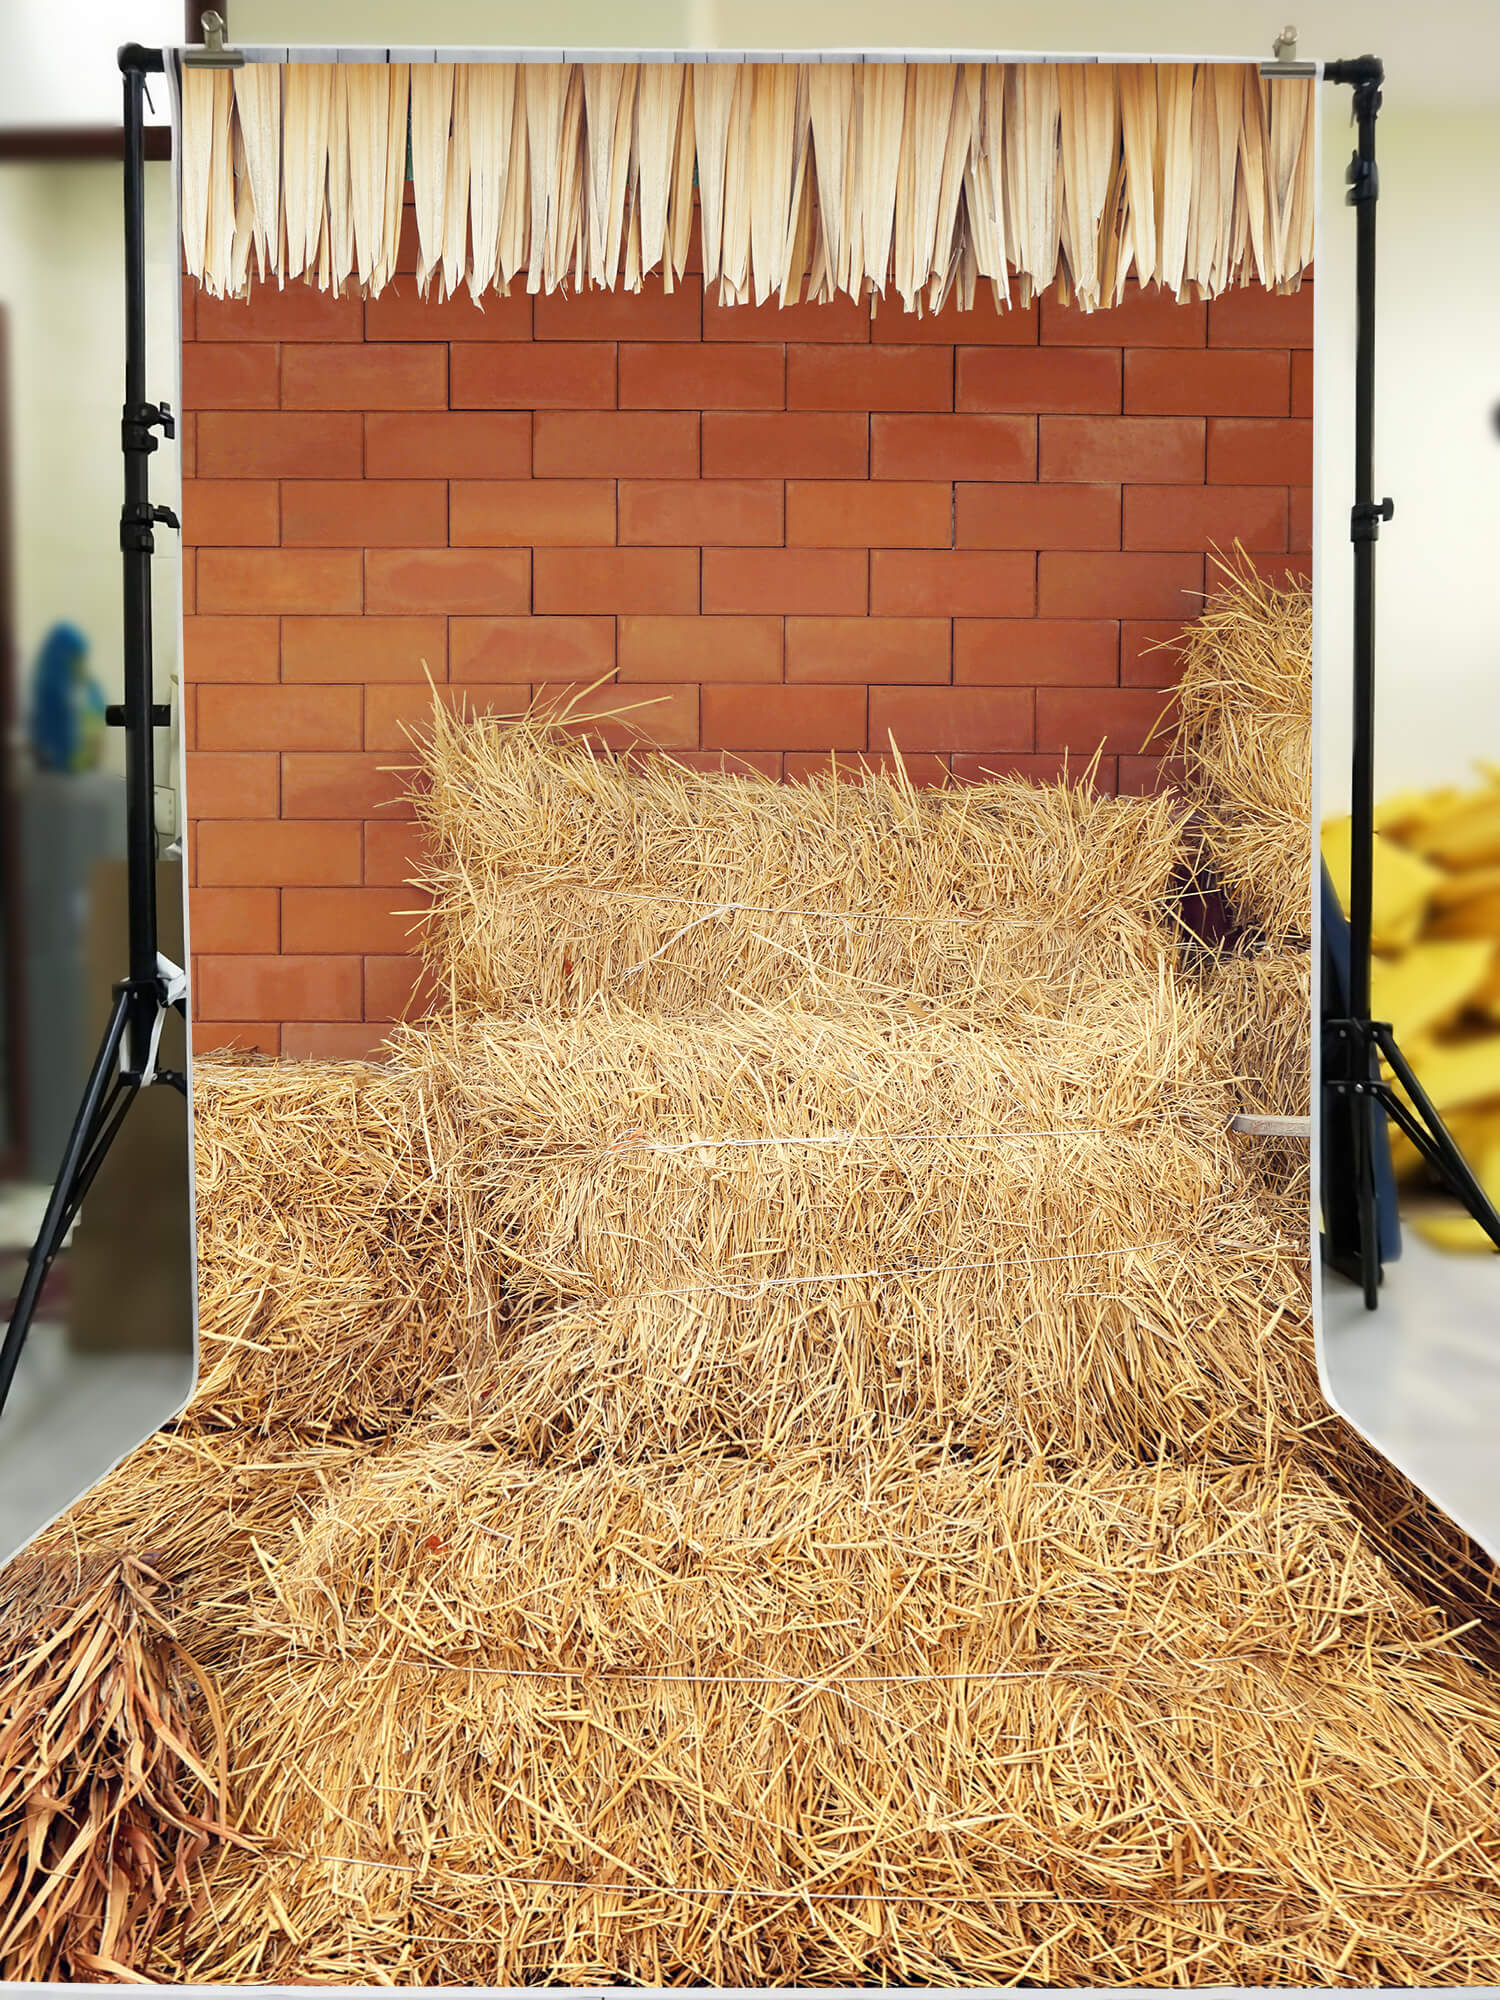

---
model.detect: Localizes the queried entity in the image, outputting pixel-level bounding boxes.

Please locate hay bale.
[0,1553,232,1980]
[1172,556,1312,947]
[1200,949,1312,1232]
[191,1056,459,1440]
[408,981,1317,1465]
[413,708,1190,1014]
[163,1441,1500,1987]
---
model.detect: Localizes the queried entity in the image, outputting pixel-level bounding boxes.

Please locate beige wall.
[0,160,182,780]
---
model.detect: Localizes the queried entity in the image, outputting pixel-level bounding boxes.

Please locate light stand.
[0,46,187,1419]
[1314,54,1500,1304]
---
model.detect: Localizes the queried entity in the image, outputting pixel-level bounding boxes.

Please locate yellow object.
[1321,815,1443,954]
[1428,890,1500,941]
[1412,1210,1500,1254]
[1394,1038,1500,1116]
[1373,786,1464,838]
[1403,788,1500,870]
[1369,939,1494,1046]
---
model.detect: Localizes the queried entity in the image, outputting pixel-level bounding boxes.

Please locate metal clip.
[1259,22,1317,77]
[183,11,245,69]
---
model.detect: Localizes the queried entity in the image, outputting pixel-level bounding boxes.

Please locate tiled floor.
[1321,1228,1500,1562]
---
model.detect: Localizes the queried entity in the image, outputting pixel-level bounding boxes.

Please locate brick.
[452,617,615,681]
[365,955,431,1020]
[619,479,782,546]
[452,480,616,546]
[196,954,362,1021]
[1290,486,1312,551]
[785,750,951,786]
[870,686,1032,754]
[957,347,1121,414]
[1040,416,1202,483]
[532,683,699,750]
[365,683,532,751]
[1208,281,1313,349]
[1035,687,1176,755]
[1118,754,1186,795]
[1291,350,1313,418]
[366,411,530,478]
[952,752,1117,791]
[1038,552,1203,621]
[281,616,446,683]
[282,481,448,548]
[193,1020,279,1055]
[365,821,429,886]
[703,411,867,478]
[1123,484,1288,553]
[282,887,420,955]
[180,412,196,478]
[536,278,700,341]
[181,274,196,342]
[196,286,362,342]
[282,1022,393,1060]
[180,480,278,547]
[871,414,1034,480]
[1041,284,1206,348]
[185,751,279,817]
[954,620,1118,687]
[182,616,279,684]
[1237,550,1313,592]
[197,412,363,479]
[789,345,952,412]
[364,282,532,341]
[1206,418,1312,485]
[535,411,699,477]
[619,616,783,683]
[786,481,951,549]
[198,550,362,614]
[451,343,616,409]
[702,548,866,615]
[180,343,280,409]
[702,684,866,751]
[621,343,785,410]
[706,292,870,342]
[956,483,1119,550]
[1121,621,1190,688]
[283,344,447,410]
[870,550,1033,618]
[198,684,361,752]
[281,753,414,819]
[1124,348,1290,416]
[196,820,362,886]
[787,617,950,685]
[188,887,279,954]
[872,293,1038,346]
[366,549,530,615]
[533,547,699,614]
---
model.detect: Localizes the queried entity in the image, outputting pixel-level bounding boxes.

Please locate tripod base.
[0,980,185,1417]
[1324,1015,1500,1311]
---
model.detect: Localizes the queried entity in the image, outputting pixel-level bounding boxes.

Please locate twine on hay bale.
[159,1444,1500,1988]
[412,703,1193,1015]
[0,1553,236,1981]
[407,983,1317,1467]
[1169,551,1313,948]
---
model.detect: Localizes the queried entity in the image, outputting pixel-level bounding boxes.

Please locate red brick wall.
[180,212,1312,1059]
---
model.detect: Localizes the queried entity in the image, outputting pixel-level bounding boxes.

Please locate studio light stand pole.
[0,45,186,1419]
[1311,52,1500,1304]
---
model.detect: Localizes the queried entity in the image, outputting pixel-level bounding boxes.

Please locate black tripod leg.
[1376,1026,1500,1250]
[0,991,134,1417]
[1352,1088,1382,1308]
